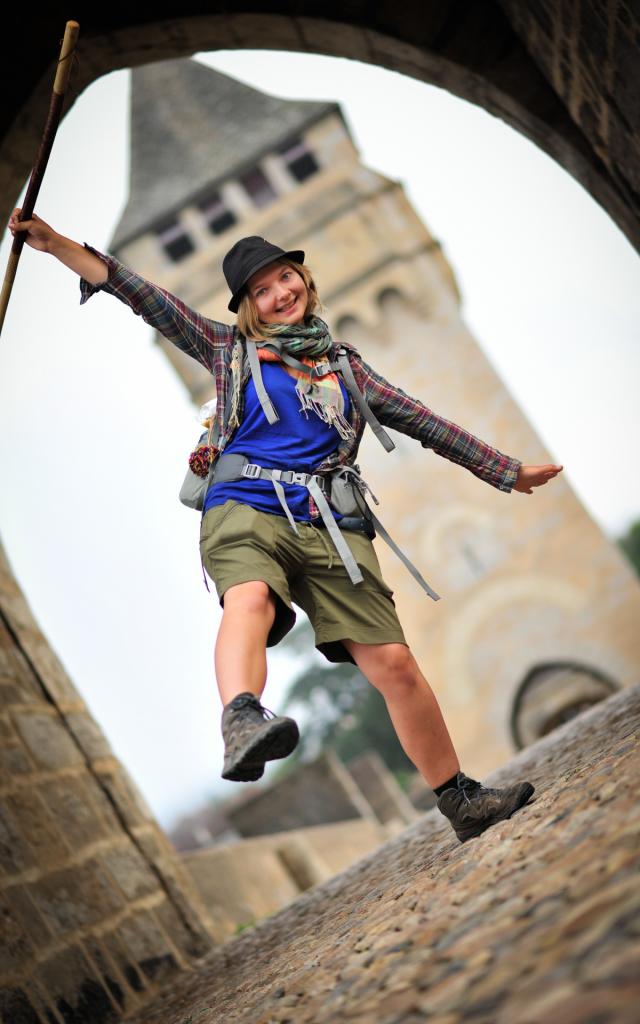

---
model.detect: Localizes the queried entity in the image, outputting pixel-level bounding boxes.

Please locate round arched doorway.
[510,662,619,749]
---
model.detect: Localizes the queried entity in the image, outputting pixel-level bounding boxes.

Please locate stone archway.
[2,4,639,250]
[1,5,639,1019]
[511,660,619,749]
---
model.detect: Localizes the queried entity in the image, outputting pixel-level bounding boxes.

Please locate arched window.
[510,662,618,749]
[376,286,425,325]
[376,286,405,310]
[335,314,361,337]
[240,165,276,208]
[278,136,319,183]
[198,189,237,235]
[156,217,195,263]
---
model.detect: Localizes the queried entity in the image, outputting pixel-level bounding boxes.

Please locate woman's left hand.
[514,464,564,494]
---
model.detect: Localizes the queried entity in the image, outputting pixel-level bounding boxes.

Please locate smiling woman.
[0,48,638,835]
[8,171,558,840]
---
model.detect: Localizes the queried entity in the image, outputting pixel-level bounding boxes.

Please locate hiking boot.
[221,691,300,782]
[437,771,535,843]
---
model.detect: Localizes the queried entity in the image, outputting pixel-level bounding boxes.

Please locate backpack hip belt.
[211,454,441,601]
[212,452,364,585]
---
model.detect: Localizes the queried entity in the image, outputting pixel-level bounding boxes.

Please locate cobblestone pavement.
[126,685,639,1024]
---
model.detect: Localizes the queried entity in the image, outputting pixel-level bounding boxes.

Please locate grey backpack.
[179,423,218,511]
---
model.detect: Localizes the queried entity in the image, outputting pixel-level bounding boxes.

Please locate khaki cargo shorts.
[199,500,407,664]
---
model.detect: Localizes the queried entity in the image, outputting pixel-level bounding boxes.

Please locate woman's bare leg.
[215,581,276,706]
[343,640,460,789]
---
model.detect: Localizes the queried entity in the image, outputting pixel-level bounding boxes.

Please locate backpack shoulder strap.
[245,338,279,425]
[333,347,396,453]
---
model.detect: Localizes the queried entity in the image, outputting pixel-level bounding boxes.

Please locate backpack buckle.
[242,462,262,479]
[290,471,310,486]
[311,361,332,379]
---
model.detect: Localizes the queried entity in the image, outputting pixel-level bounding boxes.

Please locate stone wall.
[0,542,218,1023]
[346,751,418,828]
[183,818,388,938]
[226,750,379,838]
[171,747,420,851]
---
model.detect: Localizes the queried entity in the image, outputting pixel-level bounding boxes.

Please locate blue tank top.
[204,361,350,521]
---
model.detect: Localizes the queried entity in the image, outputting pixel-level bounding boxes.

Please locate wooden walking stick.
[0,20,80,337]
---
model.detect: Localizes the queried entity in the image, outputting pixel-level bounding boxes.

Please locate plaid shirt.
[79,244,521,500]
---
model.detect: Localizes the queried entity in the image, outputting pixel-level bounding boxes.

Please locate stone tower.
[111,57,640,778]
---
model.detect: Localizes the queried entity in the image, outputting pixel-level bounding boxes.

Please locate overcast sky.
[1,50,638,830]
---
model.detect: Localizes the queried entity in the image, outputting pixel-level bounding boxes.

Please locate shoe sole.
[222,718,300,782]
[225,766,264,782]
[455,782,535,843]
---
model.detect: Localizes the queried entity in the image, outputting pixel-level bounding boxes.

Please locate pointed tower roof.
[110,58,339,252]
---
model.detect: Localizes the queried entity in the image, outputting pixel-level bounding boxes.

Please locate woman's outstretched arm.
[354,351,562,495]
[8,208,234,374]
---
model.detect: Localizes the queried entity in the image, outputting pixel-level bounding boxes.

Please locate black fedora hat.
[223,236,305,313]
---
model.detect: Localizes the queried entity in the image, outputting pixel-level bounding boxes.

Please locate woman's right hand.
[8,208,59,253]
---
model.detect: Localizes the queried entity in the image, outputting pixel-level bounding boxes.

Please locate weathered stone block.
[82,776,122,833]
[102,931,148,995]
[229,13,303,50]
[154,898,213,961]
[3,884,54,949]
[13,711,83,771]
[29,860,125,937]
[5,790,69,867]
[0,623,42,703]
[35,946,116,1024]
[0,895,36,974]
[0,680,38,707]
[101,843,159,901]
[0,987,41,1024]
[0,743,33,775]
[39,775,110,849]
[0,800,36,874]
[299,16,371,62]
[64,711,113,760]
[82,936,128,1012]
[117,911,180,983]
[94,767,153,828]
[132,831,165,865]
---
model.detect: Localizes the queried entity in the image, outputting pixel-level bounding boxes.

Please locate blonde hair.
[236,258,322,341]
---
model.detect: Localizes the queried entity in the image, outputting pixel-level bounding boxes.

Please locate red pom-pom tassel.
[189,444,217,478]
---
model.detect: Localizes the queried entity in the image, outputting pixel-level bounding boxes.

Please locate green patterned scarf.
[228,317,355,441]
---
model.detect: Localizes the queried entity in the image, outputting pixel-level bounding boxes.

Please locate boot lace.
[231,693,278,719]
[458,774,501,803]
